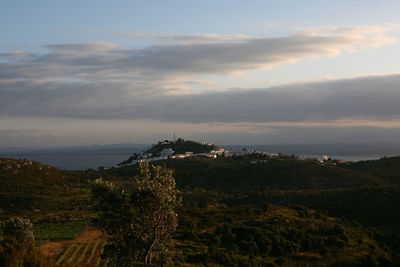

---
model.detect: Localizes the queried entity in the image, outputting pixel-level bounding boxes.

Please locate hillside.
[0,158,93,214]
[1,155,400,265]
[343,156,400,185]
[108,157,389,192]
[11,202,395,266]
[228,186,400,227]
[175,203,396,266]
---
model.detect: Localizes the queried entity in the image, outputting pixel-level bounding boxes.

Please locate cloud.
[45,43,120,53]
[115,32,257,45]
[192,125,400,145]
[329,25,399,35]
[131,73,400,123]
[0,26,395,80]
[0,129,44,138]
[0,26,398,126]
[1,72,400,124]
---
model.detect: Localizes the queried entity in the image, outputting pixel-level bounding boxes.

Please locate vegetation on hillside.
[343,156,400,185]
[1,148,400,266]
[174,203,396,266]
[0,158,94,213]
[0,217,48,267]
[147,138,219,155]
[107,157,389,192]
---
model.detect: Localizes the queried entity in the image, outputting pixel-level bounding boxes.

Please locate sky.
[1,0,400,147]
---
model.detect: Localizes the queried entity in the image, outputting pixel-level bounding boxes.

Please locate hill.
[175,203,396,266]
[228,186,400,227]
[108,157,389,192]
[343,156,400,185]
[0,158,94,215]
[146,138,219,155]
[1,154,400,265]
[118,138,219,165]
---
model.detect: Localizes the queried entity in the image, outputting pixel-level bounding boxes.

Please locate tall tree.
[92,162,179,266]
[0,217,45,267]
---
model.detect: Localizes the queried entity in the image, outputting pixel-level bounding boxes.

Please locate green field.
[34,221,87,241]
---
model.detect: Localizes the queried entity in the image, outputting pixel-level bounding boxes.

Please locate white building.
[160,148,174,157]
[142,153,153,159]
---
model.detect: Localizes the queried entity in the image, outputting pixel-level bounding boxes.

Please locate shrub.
[0,217,46,267]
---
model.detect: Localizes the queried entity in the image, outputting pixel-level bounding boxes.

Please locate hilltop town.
[116,138,279,167]
[116,138,341,168]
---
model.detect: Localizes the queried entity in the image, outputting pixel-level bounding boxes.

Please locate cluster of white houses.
[117,147,280,167]
[115,139,341,167]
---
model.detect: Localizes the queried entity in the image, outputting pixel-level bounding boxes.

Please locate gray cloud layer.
[155,74,400,123]
[0,27,393,79]
[1,73,400,123]
[0,27,398,125]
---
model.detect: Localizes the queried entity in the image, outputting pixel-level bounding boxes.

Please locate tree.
[92,162,179,266]
[0,217,45,267]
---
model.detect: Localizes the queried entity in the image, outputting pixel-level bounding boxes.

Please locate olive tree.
[92,162,179,266]
[0,217,45,267]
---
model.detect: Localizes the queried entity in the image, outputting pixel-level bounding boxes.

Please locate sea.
[0,144,148,170]
[1,143,399,170]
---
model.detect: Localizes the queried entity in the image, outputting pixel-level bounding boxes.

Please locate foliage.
[343,156,400,185]
[0,217,47,267]
[107,157,388,192]
[34,221,87,240]
[91,162,179,266]
[2,217,34,244]
[173,204,395,266]
[231,186,400,227]
[2,154,400,266]
[0,158,94,213]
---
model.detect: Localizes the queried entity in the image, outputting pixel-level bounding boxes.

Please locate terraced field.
[54,241,109,267]
[37,228,109,267]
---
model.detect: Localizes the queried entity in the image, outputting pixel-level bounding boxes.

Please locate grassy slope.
[106,157,389,192]
[0,158,96,219]
[343,156,400,185]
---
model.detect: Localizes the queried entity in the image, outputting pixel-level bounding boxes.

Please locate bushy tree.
[0,217,45,267]
[92,162,179,266]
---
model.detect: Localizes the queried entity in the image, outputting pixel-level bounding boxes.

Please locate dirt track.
[38,229,105,257]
